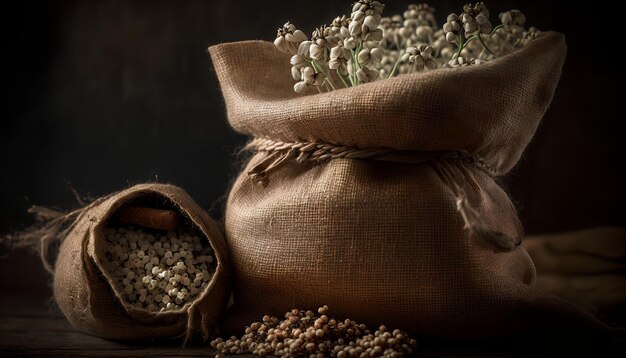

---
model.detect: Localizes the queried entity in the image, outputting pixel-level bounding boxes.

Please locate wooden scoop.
[117,206,180,231]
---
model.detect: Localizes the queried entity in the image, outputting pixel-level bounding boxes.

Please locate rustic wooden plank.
[0,314,491,357]
[6,299,608,357]
[0,314,257,357]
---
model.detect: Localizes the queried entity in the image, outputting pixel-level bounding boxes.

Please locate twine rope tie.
[245,137,520,252]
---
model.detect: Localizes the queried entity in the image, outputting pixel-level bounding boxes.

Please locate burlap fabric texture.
[34,183,230,341]
[524,228,626,311]
[210,33,613,342]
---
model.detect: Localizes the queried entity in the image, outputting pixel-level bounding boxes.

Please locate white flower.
[460,2,492,36]
[290,54,306,68]
[471,2,490,18]
[352,10,366,23]
[364,28,384,42]
[348,20,362,37]
[277,1,540,93]
[330,15,351,39]
[343,37,357,50]
[357,48,384,67]
[310,25,339,62]
[352,0,385,16]
[329,44,351,74]
[416,25,433,38]
[499,10,526,27]
[364,14,382,30]
[400,3,437,45]
[380,15,403,47]
[443,14,462,44]
[301,67,316,84]
[297,41,313,56]
[381,50,399,67]
[274,22,308,54]
[291,66,302,81]
[309,44,325,61]
[475,14,492,34]
[294,66,324,94]
[462,13,478,34]
[399,26,414,39]
[356,66,380,83]
[293,81,309,94]
[402,45,436,71]
[312,25,339,47]
[440,47,454,60]
[403,3,437,29]
[520,27,542,46]
[350,0,385,40]
[290,54,306,81]
[443,56,484,68]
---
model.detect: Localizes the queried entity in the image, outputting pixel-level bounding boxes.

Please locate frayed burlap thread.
[210,33,614,343]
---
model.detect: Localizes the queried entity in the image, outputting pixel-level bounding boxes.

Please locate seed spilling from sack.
[210,306,417,357]
[103,226,216,312]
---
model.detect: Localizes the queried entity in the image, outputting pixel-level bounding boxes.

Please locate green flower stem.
[477,33,495,55]
[455,35,480,59]
[351,50,358,85]
[394,34,402,52]
[347,60,354,86]
[454,33,465,59]
[479,47,487,59]
[311,60,337,91]
[317,61,338,90]
[465,35,478,45]
[387,51,403,79]
[336,70,351,88]
[489,24,504,38]
[323,80,333,92]
[352,47,361,85]
[347,68,356,87]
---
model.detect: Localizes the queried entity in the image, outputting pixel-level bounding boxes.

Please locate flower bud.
[348,21,362,36]
[298,41,312,56]
[352,10,365,23]
[446,32,456,43]
[343,37,357,50]
[364,14,380,30]
[290,54,305,68]
[291,66,302,81]
[294,81,309,94]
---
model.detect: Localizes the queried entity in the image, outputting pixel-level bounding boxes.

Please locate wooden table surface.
[0,298,243,357]
[0,298,494,357]
[2,298,623,357]
[0,313,491,357]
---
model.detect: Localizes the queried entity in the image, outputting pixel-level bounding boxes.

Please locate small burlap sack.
[28,183,230,341]
[210,33,613,343]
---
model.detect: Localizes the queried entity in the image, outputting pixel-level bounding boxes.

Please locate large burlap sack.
[210,33,614,344]
[30,183,230,341]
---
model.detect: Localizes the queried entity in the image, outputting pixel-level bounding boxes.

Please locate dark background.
[1,0,623,305]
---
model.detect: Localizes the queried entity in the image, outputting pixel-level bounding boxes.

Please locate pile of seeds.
[102,226,215,312]
[211,306,417,357]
